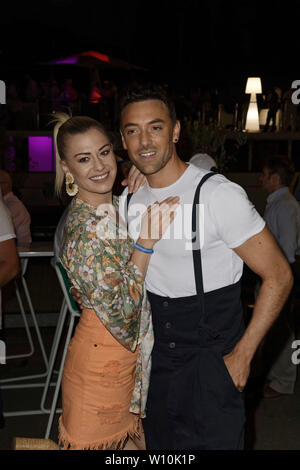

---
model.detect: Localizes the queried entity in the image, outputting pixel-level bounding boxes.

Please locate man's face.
[260,167,277,194]
[120,99,180,176]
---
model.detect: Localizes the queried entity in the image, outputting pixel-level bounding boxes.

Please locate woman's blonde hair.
[52,113,110,197]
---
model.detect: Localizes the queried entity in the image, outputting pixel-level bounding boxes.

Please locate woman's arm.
[63,197,179,350]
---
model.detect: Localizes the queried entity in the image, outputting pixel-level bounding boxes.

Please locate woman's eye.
[126,129,136,135]
[79,156,89,162]
[100,149,110,156]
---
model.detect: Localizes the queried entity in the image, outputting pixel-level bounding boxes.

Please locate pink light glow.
[55,56,78,65]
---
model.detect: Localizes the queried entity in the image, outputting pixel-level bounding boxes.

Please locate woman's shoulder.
[64,196,122,247]
[62,199,96,246]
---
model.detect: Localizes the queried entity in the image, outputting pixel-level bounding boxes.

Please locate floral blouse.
[60,196,154,417]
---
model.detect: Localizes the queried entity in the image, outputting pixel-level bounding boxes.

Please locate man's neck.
[147,155,188,189]
[268,184,285,196]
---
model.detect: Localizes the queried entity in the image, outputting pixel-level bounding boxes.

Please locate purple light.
[28,137,55,172]
[54,56,78,65]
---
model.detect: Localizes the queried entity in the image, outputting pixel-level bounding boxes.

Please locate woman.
[53,113,179,450]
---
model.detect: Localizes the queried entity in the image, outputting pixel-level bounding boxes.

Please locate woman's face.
[61,127,117,205]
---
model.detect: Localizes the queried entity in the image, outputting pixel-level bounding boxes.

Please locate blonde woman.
[53,114,179,450]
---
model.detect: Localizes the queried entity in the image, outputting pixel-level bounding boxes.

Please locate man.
[263,87,281,132]
[118,83,293,450]
[0,192,20,425]
[259,156,300,398]
[0,170,32,247]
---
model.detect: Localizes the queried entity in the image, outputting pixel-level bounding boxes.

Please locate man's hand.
[121,164,146,193]
[223,349,251,393]
[70,286,83,309]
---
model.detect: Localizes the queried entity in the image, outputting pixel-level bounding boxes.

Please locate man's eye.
[100,149,110,156]
[79,156,89,162]
[152,126,162,131]
[126,129,136,135]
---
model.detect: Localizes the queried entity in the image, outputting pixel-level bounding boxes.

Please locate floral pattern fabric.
[60,196,153,417]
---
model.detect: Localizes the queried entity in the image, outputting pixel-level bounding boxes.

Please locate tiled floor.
[0,324,300,450]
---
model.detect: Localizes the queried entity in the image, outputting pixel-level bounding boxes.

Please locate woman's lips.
[89,172,109,182]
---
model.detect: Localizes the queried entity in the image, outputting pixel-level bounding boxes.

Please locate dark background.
[0,0,298,94]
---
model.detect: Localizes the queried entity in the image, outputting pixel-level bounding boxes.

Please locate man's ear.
[173,120,181,142]
[120,129,127,150]
[273,173,282,186]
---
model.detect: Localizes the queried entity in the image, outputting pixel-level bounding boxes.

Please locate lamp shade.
[245,77,262,94]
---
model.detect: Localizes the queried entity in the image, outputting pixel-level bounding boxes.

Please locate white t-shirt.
[0,199,16,328]
[121,163,265,297]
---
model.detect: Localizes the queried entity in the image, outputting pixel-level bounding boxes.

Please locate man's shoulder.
[121,170,235,202]
[276,192,300,213]
[120,183,149,203]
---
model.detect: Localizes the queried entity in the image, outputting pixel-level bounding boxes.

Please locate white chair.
[1,258,49,388]
[5,274,35,361]
[41,261,81,439]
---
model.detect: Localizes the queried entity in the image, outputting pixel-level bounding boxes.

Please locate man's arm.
[0,238,20,287]
[223,226,293,391]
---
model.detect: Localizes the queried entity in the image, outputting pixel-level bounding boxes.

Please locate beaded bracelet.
[134,243,154,254]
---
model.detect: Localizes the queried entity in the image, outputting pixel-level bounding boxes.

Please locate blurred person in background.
[263,87,281,132]
[0,192,20,427]
[0,170,32,247]
[259,155,300,398]
[189,153,218,172]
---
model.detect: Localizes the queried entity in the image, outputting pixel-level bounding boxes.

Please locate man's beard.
[131,145,173,176]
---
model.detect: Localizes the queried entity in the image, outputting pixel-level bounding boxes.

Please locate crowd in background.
[3,72,300,134]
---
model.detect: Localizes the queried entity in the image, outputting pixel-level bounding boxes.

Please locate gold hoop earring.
[65,172,78,196]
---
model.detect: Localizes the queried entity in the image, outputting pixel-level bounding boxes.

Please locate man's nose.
[139,129,151,148]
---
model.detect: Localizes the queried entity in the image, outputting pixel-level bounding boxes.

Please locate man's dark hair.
[263,155,295,186]
[118,82,177,125]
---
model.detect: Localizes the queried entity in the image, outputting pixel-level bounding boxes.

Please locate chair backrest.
[55,261,81,315]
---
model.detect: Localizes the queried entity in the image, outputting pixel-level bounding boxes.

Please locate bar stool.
[6,272,35,361]
[41,261,81,439]
[1,244,55,393]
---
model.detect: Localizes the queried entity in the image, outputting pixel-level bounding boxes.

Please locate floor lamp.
[245,77,262,132]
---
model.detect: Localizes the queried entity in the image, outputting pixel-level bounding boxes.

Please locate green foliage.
[184,118,247,171]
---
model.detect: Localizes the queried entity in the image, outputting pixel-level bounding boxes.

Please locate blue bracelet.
[134,243,154,254]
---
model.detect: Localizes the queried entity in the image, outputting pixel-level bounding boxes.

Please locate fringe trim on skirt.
[58,415,141,450]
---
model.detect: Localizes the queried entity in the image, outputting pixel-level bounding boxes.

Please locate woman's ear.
[60,159,69,175]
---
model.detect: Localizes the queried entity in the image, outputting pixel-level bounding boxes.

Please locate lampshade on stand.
[245,77,262,132]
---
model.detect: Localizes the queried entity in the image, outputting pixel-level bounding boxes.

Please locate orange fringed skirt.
[58,308,141,450]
